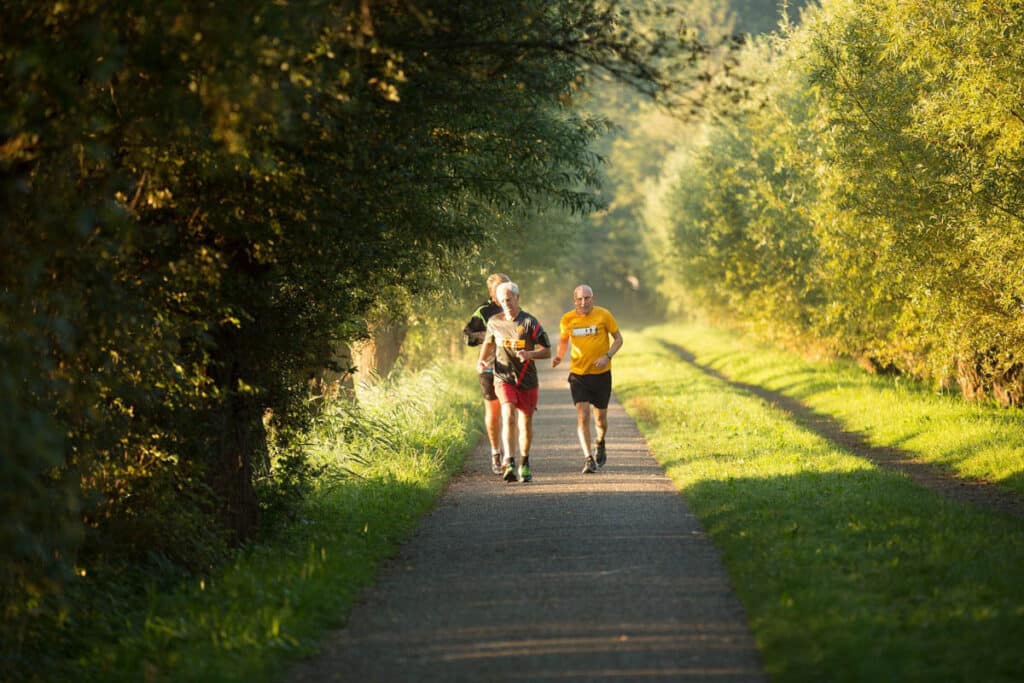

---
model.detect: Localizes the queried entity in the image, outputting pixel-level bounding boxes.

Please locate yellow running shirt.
[559,306,619,375]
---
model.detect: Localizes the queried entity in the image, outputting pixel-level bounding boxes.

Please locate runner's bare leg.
[519,409,533,460]
[501,402,519,464]
[575,402,592,457]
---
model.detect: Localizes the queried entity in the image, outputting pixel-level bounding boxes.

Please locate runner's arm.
[593,329,623,370]
[551,335,569,368]
[477,338,495,373]
[525,343,551,361]
[607,330,623,358]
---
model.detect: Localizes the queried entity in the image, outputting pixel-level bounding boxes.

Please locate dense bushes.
[650,0,1024,404]
[40,363,477,682]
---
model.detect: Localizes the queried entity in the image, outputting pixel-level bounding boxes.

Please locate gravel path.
[287,363,766,682]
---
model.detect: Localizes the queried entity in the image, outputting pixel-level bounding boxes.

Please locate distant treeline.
[650,0,1024,405]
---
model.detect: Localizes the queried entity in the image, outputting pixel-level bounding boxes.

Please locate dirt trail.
[287,363,766,682]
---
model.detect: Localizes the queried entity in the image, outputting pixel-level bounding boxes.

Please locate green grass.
[60,363,479,682]
[645,322,1024,493]
[614,324,1024,682]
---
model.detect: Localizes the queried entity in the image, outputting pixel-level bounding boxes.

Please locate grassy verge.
[614,325,1024,682]
[646,322,1024,493]
[62,363,479,682]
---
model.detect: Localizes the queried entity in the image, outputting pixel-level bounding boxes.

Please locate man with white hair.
[477,281,551,482]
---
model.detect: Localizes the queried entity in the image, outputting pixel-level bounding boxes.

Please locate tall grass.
[56,362,479,682]
[614,325,1024,681]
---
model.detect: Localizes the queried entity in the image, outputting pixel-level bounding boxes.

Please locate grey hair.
[496,281,519,298]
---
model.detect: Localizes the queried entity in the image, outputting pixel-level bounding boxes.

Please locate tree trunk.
[214,387,263,543]
[353,316,408,385]
[957,353,1024,407]
[310,344,357,403]
[207,328,264,544]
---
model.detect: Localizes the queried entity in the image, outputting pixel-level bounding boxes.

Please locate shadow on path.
[658,339,1024,521]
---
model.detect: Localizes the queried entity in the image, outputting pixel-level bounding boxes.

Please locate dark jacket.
[463,301,502,346]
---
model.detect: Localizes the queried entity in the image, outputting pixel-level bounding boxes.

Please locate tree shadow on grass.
[684,469,1024,683]
[657,339,1024,521]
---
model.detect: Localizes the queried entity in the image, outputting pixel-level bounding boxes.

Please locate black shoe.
[491,452,503,475]
[581,456,597,474]
[595,441,607,467]
[503,459,518,483]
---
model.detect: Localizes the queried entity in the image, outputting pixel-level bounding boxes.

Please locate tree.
[640,0,1024,402]
[1,0,711,661]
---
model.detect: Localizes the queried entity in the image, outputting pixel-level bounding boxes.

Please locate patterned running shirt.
[485,310,550,389]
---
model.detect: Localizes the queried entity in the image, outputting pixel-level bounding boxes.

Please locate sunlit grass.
[642,322,1024,493]
[65,363,479,682]
[615,327,1024,681]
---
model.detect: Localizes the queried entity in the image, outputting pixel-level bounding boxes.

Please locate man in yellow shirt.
[551,284,624,473]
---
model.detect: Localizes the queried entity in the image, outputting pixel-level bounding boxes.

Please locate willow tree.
[646,0,1024,401]
[798,0,1024,399]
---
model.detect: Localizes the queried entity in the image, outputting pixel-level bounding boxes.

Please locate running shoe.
[491,452,503,475]
[503,460,518,483]
[595,441,607,467]
[519,461,532,482]
[581,456,597,474]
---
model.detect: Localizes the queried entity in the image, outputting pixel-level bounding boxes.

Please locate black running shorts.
[568,371,612,409]
[479,371,498,401]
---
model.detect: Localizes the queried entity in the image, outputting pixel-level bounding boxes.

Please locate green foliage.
[559,0,809,323]
[560,87,679,321]
[798,0,1024,395]
[646,0,1024,404]
[254,450,328,532]
[663,99,820,336]
[25,362,478,682]
[643,27,823,339]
